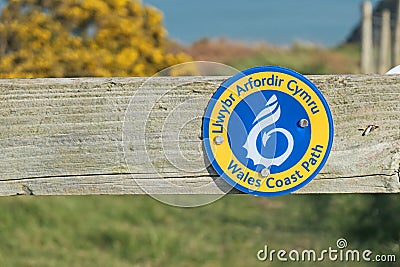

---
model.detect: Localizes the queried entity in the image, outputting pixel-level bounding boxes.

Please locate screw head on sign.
[260,168,270,178]
[214,136,224,145]
[298,118,309,128]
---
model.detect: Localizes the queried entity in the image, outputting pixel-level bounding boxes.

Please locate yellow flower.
[0,0,191,78]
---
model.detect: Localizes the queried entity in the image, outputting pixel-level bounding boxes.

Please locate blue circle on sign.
[202,65,334,197]
[227,90,311,174]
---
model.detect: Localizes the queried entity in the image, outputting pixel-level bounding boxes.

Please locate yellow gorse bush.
[0,0,190,78]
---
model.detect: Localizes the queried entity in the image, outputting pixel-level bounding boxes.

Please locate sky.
[0,0,381,46]
[142,0,381,46]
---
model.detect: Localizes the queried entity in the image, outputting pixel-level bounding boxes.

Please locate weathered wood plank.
[0,75,399,195]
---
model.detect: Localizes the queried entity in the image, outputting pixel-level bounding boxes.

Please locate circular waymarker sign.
[203,66,334,196]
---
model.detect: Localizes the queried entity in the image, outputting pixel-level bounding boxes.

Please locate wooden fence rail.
[0,75,399,196]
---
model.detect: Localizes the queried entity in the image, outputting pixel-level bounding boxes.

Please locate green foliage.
[0,195,398,266]
[225,43,361,75]
[0,0,190,78]
[348,195,400,244]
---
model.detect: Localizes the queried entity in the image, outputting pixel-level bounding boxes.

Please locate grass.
[175,38,362,74]
[226,43,361,75]
[0,195,398,266]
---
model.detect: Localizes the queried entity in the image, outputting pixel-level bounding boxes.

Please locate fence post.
[0,76,399,195]
[361,1,374,74]
[393,0,400,65]
[378,9,391,74]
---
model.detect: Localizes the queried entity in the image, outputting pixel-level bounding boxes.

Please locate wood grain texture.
[0,75,399,196]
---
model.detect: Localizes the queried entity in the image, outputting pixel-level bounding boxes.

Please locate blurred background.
[0,0,399,266]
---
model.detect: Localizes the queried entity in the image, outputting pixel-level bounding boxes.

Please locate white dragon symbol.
[243,94,294,168]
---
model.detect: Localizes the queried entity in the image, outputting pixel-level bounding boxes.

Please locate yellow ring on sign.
[203,66,333,196]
